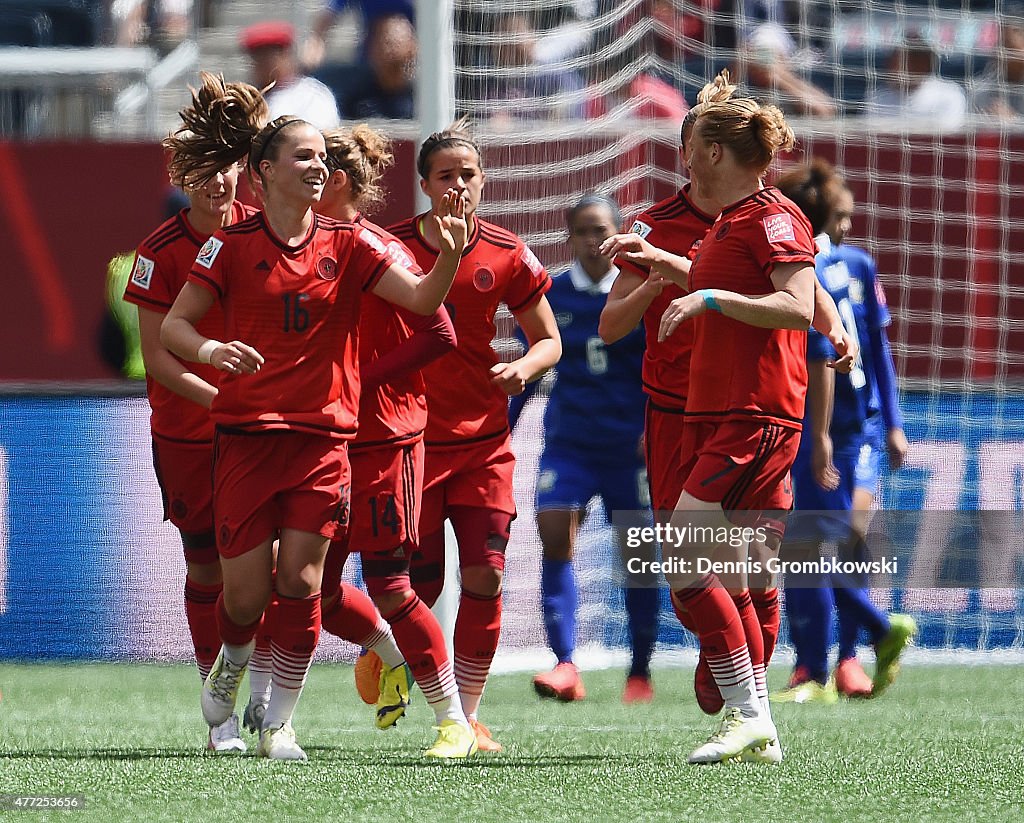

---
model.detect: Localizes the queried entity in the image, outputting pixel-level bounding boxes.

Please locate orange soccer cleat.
[787,664,812,689]
[694,652,724,715]
[834,657,873,698]
[470,719,503,753]
[621,674,654,705]
[354,648,383,705]
[533,662,586,702]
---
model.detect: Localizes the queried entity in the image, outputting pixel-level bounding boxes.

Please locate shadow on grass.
[0,748,204,761]
[0,747,615,768]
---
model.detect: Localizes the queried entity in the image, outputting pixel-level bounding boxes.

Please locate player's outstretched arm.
[372,189,467,315]
[138,307,218,409]
[598,268,663,344]
[807,358,839,491]
[161,282,264,375]
[491,295,561,396]
[361,305,457,389]
[600,233,691,288]
[658,263,815,341]
[811,279,857,374]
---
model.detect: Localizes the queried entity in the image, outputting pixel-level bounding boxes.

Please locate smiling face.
[187,162,241,226]
[258,122,329,206]
[419,144,484,218]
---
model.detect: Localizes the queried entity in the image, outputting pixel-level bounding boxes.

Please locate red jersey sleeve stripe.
[362,258,391,292]
[188,270,222,298]
[123,291,172,311]
[507,275,551,313]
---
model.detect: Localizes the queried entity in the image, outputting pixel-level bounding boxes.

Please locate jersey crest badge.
[131,254,155,289]
[317,256,338,281]
[473,264,496,292]
[630,220,653,238]
[195,237,223,269]
[762,213,796,244]
[555,312,573,328]
[715,221,732,241]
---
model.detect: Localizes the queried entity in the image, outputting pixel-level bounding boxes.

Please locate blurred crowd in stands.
[1,0,1023,126]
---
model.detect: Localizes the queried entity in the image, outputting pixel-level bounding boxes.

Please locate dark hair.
[163,72,269,188]
[322,124,394,213]
[566,192,621,230]
[163,72,314,191]
[416,115,481,179]
[774,158,843,236]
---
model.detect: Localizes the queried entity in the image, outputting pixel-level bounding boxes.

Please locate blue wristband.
[699,289,721,312]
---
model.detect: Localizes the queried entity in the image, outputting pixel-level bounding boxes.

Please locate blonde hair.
[322,124,394,213]
[416,115,481,179]
[691,76,795,175]
[680,68,738,144]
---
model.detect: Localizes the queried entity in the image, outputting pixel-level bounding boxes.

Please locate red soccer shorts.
[645,400,689,514]
[151,436,217,564]
[344,438,424,553]
[213,430,351,559]
[421,433,517,521]
[681,419,800,533]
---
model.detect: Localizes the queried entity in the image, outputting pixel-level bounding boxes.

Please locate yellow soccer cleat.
[375,662,414,729]
[770,678,838,705]
[872,614,918,696]
[424,719,479,759]
[257,722,307,761]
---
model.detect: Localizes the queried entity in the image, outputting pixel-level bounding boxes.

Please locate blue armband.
[699,289,721,312]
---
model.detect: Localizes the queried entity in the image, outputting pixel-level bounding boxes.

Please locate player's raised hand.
[490,361,529,396]
[658,292,705,341]
[825,324,858,374]
[434,188,468,257]
[210,341,264,375]
[600,232,661,266]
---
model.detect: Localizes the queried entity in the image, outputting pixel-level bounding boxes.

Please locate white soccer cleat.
[206,713,247,754]
[257,722,307,761]
[738,736,784,765]
[201,648,248,727]
[242,699,267,734]
[687,707,778,765]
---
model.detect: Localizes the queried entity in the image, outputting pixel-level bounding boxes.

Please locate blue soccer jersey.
[805,236,897,442]
[793,237,902,513]
[537,262,647,458]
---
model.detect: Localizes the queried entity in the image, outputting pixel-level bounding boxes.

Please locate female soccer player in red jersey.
[122,76,263,756]
[599,71,854,721]
[160,85,467,761]
[651,91,820,765]
[315,124,477,757]
[388,118,561,753]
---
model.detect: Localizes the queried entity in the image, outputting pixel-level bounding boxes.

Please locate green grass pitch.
[0,663,1021,822]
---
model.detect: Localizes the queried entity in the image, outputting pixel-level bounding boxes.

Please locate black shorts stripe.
[722,423,782,512]
[401,443,418,547]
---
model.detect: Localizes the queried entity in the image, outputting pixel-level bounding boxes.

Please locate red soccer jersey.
[620,187,715,408]
[388,215,551,445]
[188,211,399,438]
[352,214,428,447]
[123,202,257,442]
[686,187,816,429]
